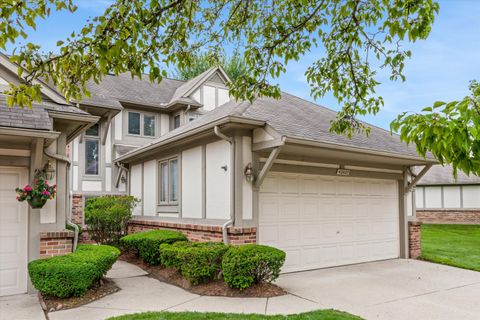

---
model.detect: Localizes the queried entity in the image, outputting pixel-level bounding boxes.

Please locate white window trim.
[127,111,156,138]
[84,124,101,176]
[158,156,179,206]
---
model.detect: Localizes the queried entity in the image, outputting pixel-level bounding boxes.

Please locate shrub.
[85,195,139,244]
[160,242,228,285]
[222,244,285,290]
[120,230,187,265]
[28,244,120,298]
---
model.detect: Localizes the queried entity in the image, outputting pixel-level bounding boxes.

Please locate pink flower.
[41,190,50,196]
[24,185,33,192]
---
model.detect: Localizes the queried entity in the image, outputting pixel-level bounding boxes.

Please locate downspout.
[43,148,78,251]
[213,126,235,244]
[184,105,191,124]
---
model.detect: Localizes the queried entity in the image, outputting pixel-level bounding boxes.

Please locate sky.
[7,0,480,130]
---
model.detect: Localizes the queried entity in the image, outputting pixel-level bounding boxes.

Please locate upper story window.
[85,124,100,175]
[173,114,181,129]
[128,111,155,137]
[159,157,179,204]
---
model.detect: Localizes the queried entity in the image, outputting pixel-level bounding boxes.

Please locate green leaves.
[391,80,480,177]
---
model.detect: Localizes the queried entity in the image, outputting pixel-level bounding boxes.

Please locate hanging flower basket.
[16,179,57,209]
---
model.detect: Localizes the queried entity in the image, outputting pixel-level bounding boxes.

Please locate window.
[85,124,100,175]
[128,112,141,135]
[128,111,156,137]
[159,158,179,204]
[144,114,155,136]
[173,115,181,129]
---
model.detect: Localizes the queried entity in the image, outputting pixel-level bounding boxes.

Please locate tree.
[391,81,480,176]
[172,51,248,81]
[7,1,477,176]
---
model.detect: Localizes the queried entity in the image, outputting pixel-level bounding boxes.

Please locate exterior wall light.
[42,160,56,180]
[244,162,255,183]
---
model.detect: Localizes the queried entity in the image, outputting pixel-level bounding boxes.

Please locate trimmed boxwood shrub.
[160,242,229,285]
[120,230,187,265]
[28,244,120,298]
[222,244,285,290]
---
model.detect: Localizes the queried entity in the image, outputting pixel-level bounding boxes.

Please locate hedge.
[28,244,120,298]
[222,244,285,290]
[160,242,228,285]
[120,230,187,265]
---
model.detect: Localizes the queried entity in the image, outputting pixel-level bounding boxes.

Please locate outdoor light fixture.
[42,160,56,180]
[244,163,254,183]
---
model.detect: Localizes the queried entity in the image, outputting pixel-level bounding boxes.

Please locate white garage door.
[0,167,28,296]
[259,172,399,273]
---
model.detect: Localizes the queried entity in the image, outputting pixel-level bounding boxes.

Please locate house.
[115,87,437,273]
[415,165,480,224]
[68,67,231,227]
[0,54,98,296]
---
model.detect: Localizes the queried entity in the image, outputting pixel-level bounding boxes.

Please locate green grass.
[106,310,363,320]
[421,224,480,272]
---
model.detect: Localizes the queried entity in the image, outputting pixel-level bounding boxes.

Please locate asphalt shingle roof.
[417,165,480,185]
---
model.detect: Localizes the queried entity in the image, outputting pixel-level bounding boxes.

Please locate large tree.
[3,0,478,175]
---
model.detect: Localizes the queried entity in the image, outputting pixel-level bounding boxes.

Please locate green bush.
[160,242,228,285]
[85,195,139,244]
[222,244,285,290]
[120,230,187,265]
[28,244,120,298]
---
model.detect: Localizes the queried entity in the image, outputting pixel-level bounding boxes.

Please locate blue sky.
[9,0,480,130]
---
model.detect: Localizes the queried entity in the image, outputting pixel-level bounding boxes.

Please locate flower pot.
[27,197,47,209]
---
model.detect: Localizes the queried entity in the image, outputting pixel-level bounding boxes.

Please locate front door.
[0,167,28,296]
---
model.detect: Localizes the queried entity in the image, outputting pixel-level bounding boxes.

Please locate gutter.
[43,147,78,251]
[213,126,235,244]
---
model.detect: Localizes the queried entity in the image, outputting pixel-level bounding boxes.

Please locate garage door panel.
[259,173,399,273]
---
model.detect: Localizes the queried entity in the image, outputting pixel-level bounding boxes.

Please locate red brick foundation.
[39,231,74,258]
[71,194,84,225]
[408,221,422,259]
[417,209,480,224]
[128,219,257,245]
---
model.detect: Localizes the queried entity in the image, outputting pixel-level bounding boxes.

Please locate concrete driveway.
[45,259,480,320]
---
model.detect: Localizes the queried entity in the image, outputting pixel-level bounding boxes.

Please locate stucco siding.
[181,146,203,218]
[242,136,253,220]
[130,164,143,215]
[142,160,157,216]
[206,140,230,219]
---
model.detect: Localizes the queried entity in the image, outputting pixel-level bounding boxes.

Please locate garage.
[259,172,400,273]
[0,167,28,296]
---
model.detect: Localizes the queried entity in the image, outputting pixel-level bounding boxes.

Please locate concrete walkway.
[0,294,46,320]
[45,259,480,320]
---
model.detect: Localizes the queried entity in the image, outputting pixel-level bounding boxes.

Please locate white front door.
[0,167,28,296]
[259,172,400,273]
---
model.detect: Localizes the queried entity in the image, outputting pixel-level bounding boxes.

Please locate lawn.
[421,224,480,272]
[107,310,363,320]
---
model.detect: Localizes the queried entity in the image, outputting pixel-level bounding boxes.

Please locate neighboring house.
[0,54,98,296]
[68,67,231,226]
[115,93,437,273]
[415,165,480,224]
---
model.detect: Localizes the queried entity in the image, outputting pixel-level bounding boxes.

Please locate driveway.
[43,259,480,320]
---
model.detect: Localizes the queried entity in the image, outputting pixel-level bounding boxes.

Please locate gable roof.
[417,165,480,185]
[116,92,435,163]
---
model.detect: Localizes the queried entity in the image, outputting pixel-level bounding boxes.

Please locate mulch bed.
[119,252,287,298]
[39,278,120,313]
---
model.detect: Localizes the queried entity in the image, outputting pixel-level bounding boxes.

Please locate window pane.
[128,112,140,135]
[144,115,155,136]
[85,140,99,175]
[85,123,99,136]
[169,159,179,202]
[160,162,168,202]
[173,115,181,129]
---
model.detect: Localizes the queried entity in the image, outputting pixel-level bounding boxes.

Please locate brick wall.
[39,231,74,258]
[408,221,422,259]
[71,193,84,225]
[128,219,257,245]
[417,209,480,224]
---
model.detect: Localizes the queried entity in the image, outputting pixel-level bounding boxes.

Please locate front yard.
[421,224,480,272]
[108,310,363,320]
